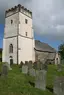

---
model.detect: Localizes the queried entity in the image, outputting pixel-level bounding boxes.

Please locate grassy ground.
[0,63,64,95]
[46,64,64,89]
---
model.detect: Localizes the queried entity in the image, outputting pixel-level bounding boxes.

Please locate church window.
[9,44,13,53]
[25,32,28,36]
[11,20,13,24]
[25,19,28,24]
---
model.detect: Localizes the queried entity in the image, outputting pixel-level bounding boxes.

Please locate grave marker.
[2,64,8,77]
[35,70,47,90]
[22,64,28,74]
[53,76,64,95]
[28,68,36,77]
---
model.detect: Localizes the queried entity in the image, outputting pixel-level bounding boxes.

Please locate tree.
[58,43,64,60]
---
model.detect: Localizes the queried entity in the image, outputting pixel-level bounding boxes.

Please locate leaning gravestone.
[35,70,47,90]
[28,68,36,77]
[53,76,64,95]
[1,64,8,77]
[33,62,37,70]
[19,61,24,68]
[25,61,29,66]
[22,64,28,74]
[28,61,33,69]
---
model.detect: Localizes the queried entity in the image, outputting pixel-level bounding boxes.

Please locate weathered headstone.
[28,61,33,69]
[35,70,47,90]
[22,64,28,74]
[19,61,24,68]
[33,62,37,70]
[25,61,29,66]
[28,68,36,77]
[53,76,64,95]
[2,64,8,77]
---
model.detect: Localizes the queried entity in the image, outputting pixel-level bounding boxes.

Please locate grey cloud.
[0,0,64,41]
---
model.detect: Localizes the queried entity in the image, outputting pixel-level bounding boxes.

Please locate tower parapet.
[5,4,32,18]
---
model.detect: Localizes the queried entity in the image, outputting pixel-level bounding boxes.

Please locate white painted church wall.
[4,13,19,38]
[18,36,35,64]
[2,37,17,64]
[3,6,35,64]
[55,53,60,65]
[18,12,35,64]
[19,12,33,38]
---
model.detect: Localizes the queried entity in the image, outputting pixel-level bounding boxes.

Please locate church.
[2,4,60,65]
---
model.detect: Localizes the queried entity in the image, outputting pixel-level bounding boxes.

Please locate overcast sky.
[0,0,64,48]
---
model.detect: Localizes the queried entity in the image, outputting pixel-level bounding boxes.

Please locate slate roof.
[35,40,56,53]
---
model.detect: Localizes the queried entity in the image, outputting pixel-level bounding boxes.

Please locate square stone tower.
[2,4,35,64]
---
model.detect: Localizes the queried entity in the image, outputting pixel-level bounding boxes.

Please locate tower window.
[25,19,28,24]
[25,32,28,36]
[9,44,13,53]
[11,20,13,24]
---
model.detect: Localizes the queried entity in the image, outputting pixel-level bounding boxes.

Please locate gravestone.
[22,64,28,74]
[2,64,8,77]
[19,61,24,68]
[53,76,64,95]
[28,61,33,69]
[25,61,29,66]
[35,70,47,90]
[28,68,36,77]
[33,62,37,70]
[40,62,43,70]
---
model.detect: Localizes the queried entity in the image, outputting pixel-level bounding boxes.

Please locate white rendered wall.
[3,9,35,64]
[55,53,60,65]
[19,12,33,38]
[2,12,19,64]
[2,37,17,64]
[18,36,35,64]
[4,13,19,38]
[18,12,35,64]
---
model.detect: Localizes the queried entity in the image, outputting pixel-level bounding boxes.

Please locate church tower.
[2,4,35,64]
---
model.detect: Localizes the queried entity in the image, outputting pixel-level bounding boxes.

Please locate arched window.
[9,44,13,53]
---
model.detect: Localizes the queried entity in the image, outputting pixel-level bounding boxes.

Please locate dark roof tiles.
[35,40,56,53]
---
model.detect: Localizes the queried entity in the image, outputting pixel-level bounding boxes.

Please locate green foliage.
[58,43,64,60]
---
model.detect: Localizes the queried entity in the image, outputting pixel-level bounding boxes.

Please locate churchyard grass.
[0,62,64,95]
[46,64,64,90]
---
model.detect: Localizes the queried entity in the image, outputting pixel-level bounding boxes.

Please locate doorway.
[10,58,13,66]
